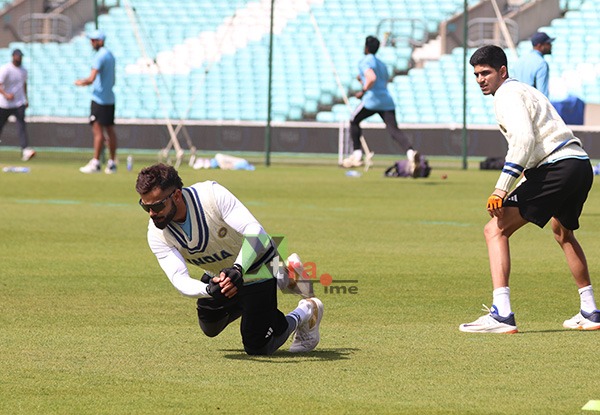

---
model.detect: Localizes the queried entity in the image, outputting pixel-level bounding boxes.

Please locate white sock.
[285,313,301,332]
[91,158,100,165]
[289,301,312,327]
[352,149,363,159]
[578,285,598,313]
[492,287,512,317]
[107,159,116,166]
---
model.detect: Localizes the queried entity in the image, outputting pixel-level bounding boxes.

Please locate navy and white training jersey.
[147,181,276,298]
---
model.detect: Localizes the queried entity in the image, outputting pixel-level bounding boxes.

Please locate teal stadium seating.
[0,0,596,124]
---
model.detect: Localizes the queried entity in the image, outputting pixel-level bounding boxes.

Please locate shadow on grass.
[521,328,589,334]
[221,347,359,362]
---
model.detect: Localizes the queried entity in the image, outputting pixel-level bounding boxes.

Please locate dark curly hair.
[135,163,183,195]
[469,45,508,71]
[365,35,380,54]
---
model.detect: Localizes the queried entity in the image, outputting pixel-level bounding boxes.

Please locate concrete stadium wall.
[440,0,561,54]
[0,0,94,47]
[3,118,600,159]
[0,0,46,47]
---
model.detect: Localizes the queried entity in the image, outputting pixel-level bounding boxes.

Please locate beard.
[152,203,177,230]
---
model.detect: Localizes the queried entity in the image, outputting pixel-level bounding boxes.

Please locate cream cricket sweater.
[493,79,588,192]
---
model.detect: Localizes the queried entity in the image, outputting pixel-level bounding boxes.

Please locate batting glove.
[486,194,504,211]
[220,264,244,291]
[207,279,229,302]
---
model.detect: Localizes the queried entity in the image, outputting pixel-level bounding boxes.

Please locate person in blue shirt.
[75,29,118,174]
[512,31,554,97]
[342,36,420,177]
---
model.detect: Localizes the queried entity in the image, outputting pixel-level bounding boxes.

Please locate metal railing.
[467,17,518,48]
[18,12,72,43]
[376,18,429,48]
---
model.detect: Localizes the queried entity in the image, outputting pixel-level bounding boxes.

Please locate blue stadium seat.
[10,0,600,123]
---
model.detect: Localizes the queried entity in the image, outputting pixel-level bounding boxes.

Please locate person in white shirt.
[135,163,323,355]
[0,49,35,161]
[459,45,599,334]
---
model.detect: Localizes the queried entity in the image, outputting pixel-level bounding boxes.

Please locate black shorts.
[504,158,592,230]
[196,278,288,354]
[89,101,115,126]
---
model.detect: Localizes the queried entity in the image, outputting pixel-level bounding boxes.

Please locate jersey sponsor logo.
[187,249,233,266]
[218,227,227,238]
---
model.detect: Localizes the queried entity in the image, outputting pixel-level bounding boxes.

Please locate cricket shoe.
[290,297,324,352]
[193,158,211,170]
[22,147,36,161]
[79,159,101,174]
[341,153,363,168]
[407,149,421,178]
[459,305,518,334]
[563,309,600,330]
[285,253,314,298]
[104,161,117,174]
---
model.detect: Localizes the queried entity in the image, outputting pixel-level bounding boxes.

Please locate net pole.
[338,121,344,165]
[177,7,242,128]
[265,0,275,167]
[123,0,185,166]
[462,0,468,170]
[307,5,373,170]
[490,0,518,58]
[307,8,350,108]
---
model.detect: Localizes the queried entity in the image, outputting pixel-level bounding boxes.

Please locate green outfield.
[1,149,599,415]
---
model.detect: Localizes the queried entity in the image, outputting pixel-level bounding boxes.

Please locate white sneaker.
[22,147,36,161]
[290,297,324,352]
[79,159,101,174]
[104,161,117,174]
[193,158,211,170]
[341,153,363,168]
[459,305,518,334]
[407,149,422,178]
[563,310,600,330]
[285,253,314,298]
[193,158,205,169]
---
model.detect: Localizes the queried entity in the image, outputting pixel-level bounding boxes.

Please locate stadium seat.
[10,0,600,124]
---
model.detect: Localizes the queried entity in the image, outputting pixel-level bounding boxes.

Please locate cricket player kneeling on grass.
[136,163,324,355]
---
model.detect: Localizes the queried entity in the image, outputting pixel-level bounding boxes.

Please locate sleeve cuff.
[495,172,517,192]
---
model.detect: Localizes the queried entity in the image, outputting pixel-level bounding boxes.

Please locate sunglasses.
[139,188,177,213]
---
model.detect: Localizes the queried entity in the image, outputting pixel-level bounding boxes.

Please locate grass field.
[1,148,599,415]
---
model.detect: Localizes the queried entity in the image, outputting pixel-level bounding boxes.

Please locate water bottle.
[126,155,133,172]
[2,166,30,173]
[345,170,361,178]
